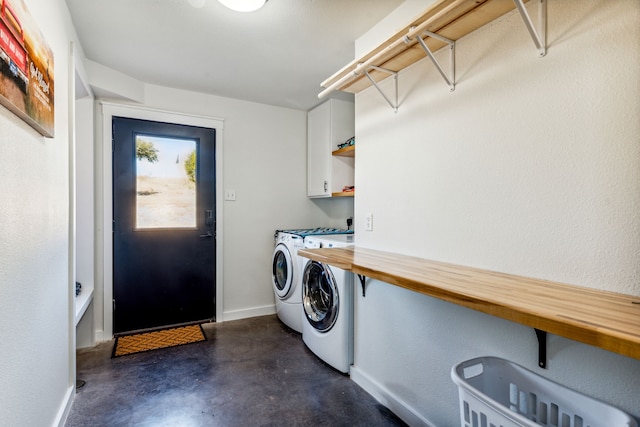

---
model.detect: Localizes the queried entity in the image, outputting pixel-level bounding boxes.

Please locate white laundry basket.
[451,356,637,427]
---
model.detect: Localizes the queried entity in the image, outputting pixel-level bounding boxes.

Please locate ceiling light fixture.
[217,0,268,12]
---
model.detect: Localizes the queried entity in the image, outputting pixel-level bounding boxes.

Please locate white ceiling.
[65,0,403,111]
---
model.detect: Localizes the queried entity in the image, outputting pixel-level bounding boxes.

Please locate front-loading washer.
[272,232,306,332]
[301,234,355,373]
[272,228,353,333]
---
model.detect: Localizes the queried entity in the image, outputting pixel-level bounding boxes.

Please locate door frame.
[99,102,224,340]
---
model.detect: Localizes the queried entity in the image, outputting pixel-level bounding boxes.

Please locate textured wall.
[0,0,74,425]
[93,84,354,338]
[353,0,640,425]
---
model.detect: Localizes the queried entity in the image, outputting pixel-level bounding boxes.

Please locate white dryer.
[301,234,355,373]
[272,232,306,332]
[272,228,354,333]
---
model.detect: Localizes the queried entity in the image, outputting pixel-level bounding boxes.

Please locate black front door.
[112,117,216,334]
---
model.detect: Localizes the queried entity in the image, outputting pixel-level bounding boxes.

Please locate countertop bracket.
[413,31,455,92]
[358,274,368,297]
[513,0,547,57]
[535,328,548,369]
[364,66,399,113]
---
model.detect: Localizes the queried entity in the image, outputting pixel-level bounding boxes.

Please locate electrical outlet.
[225,189,236,201]
[365,213,373,231]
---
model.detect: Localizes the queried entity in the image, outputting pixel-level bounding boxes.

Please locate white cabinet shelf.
[74,283,94,326]
[307,99,355,198]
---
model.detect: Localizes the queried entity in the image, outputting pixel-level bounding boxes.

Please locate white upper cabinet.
[307,99,355,198]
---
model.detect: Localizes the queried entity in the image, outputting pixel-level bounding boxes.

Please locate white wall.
[75,89,94,295]
[93,82,354,337]
[352,0,640,425]
[355,0,436,57]
[143,86,355,319]
[74,93,95,349]
[0,0,78,425]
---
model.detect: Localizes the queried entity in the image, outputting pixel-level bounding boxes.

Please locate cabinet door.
[307,102,331,197]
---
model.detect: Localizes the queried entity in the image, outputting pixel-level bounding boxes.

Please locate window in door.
[135,135,197,229]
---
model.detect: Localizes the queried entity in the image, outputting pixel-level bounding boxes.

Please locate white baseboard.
[350,366,435,427]
[222,304,275,322]
[93,305,277,340]
[54,384,75,427]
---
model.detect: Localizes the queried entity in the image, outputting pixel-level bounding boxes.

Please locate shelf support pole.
[513,0,547,57]
[412,32,455,91]
[364,66,399,113]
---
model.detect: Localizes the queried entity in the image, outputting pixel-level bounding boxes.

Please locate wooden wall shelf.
[332,145,355,157]
[319,0,545,101]
[331,191,354,197]
[298,246,640,362]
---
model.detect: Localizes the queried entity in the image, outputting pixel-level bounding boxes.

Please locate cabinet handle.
[324,181,328,193]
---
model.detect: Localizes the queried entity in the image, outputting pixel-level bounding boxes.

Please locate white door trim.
[99,102,224,340]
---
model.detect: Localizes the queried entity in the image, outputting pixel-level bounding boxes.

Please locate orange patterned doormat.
[112,324,206,357]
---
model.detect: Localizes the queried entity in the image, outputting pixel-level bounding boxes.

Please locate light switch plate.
[225,189,236,201]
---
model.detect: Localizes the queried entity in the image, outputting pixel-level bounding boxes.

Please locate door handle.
[199,231,213,238]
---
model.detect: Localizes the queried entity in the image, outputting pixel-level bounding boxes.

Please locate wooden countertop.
[298,246,640,361]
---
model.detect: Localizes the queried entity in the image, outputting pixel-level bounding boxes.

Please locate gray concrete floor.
[66,315,407,426]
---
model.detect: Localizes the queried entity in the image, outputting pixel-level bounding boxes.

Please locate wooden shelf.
[332,145,355,157]
[298,246,640,361]
[331,141,354,197]
[331,191,354,197]
[321,0,532,96]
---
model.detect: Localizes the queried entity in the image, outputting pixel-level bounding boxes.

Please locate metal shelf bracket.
[411,31,455,91]
[513,0,547,57]
[534,328,548,369]
[358,274,368,297]
[364,66,399,113]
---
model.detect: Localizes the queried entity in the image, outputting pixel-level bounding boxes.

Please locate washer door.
[302,260,339,332]
[272,243,293,299]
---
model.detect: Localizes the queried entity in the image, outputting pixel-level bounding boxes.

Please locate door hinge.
[113,299,116,311]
